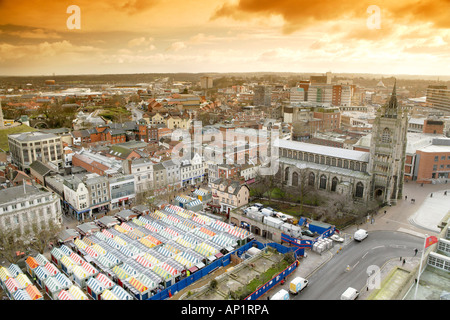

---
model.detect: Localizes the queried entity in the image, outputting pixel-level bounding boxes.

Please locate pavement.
[256,181,450,300]
[48,181,450,300]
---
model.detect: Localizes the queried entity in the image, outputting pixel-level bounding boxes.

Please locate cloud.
[167,41,187,52]
[212,0,450,36]
[0,40,100,62]
[127,36,155,51]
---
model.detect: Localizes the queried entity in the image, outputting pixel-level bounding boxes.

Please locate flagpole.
[413,233,428,300]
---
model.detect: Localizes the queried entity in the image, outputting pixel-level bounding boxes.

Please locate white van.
[341,287,359,300]
[271,289,290,300]
[289,277,308,295]
[354,229,368,242]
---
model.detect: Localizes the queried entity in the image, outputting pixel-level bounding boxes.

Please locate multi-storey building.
[210,178,250,215]
[253,85,272,107]
[63,175,90,221]
[0,184,62,236]
[8,131,63,170]
[426,85,450,113]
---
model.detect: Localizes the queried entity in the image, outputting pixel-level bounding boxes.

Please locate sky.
[0,0,449,76]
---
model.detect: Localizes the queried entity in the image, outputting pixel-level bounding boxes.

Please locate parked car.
[301,229,314,237]
[330,234,344,243]
[341,287,359,300]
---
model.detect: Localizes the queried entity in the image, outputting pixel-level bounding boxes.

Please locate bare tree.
[0,226,27,264]
[23,218,62,254]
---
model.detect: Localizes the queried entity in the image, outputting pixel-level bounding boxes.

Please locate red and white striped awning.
[44,262,59,276]
[120,222,134,232]
[192,215,206,224]
[102,229,114,239]
[84,246,99,258]
[81,261,97,276]
[163,227,179,238]
[70,252,84,265]
[135,255,153,268]
[160,262,179,276]
[144,224,158,233]
[96,273,114,289]
[5,278,20,293]
[58,290,73,300]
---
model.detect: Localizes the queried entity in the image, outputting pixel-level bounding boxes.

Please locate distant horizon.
[1,71,450,81]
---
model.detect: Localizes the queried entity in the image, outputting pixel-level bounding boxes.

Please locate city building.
[253,85,272,107]
[426,85,450,113]
[0,184,62,236]
[8,131,63,170]
[108,173,136,210]
[210,178,250,214]
[368,82,408,204]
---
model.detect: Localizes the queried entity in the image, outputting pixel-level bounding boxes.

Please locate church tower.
[368,80,408,205]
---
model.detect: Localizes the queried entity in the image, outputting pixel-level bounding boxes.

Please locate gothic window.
[338,159,342,167]
[355,162,360,171]
[319,175,327,189]
[315,155,320,164]
[381,128,391,143]
[332,158,336,166]
[308,172,315,186]
[350,161,354,170]
[343,160,348,169]
[355,182,364,198]
[320,156,325,164]
[309,154,314,162]
[326,157,330,165]
[285,167,290,183]
[292,172,299,187]
[331,177,339,192]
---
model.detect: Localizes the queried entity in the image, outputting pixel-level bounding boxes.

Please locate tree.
[0,225,27,264]
[24,218,62,254]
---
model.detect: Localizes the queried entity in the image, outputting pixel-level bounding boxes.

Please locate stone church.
[276,81,408,205]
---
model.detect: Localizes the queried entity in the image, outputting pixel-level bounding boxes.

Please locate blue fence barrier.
[245,260,299,300]
[148,240,256,300]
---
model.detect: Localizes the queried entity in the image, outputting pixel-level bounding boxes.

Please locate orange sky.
[0,0,449,76]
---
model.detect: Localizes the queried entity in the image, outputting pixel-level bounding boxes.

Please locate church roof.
[275,139,370,162]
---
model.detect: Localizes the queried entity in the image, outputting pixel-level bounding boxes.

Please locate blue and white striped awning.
[120,263,138,277]
[59,244,73,256]
[157,246,174,258]
[54,272,72,288]
[106,237,122,250]
[119,246,135,258]
[34,266,50,281]
[86,277,106,294]
[35,253,49,266]
[110,285,133,300]
[193,188,208,196]
[8,264,23,278]
[186,199,202,207]
[105,252,121,265]
[13,289,32,300]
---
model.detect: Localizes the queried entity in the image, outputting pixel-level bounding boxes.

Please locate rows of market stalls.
[1,204,251,300]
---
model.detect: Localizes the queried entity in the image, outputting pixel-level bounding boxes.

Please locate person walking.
[414,248,418,256]
[402,259,406,266]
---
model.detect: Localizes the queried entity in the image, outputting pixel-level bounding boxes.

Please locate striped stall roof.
[0,266,12,282]
[35,253,49,266]
[94,231,108,242]
[86,277,106,294]
[24,256,38,269]
[114,224,128,233]
[128,277,148,293]
[85,246,99,258]
[101,229,115,239]
[57,290,74,300]
[112,266,130,281]
[25,285,42,300]
[15,273,32,288]
[141,253,159,266]
[34,266,50,281]
[198,227,216,237]
[120,222,134,232]
[106,237,122,250]
[8,264,23,277]
[135,254,153,268]
[81,261,98,276]
[5,277,21,293]
[69,252,84,265]
[96,273,114,289]
[92,243,107,256]
[74,239,88,251]
[227,226,250,239]
[44,262,59,276]
[148,210,166,220]
[59,245,73,256]
[151,265,172,280]
[110,285,133,300]
[173,254,194,268]
[143,223,158,233]
[13,289,31,300]
[60,255,75,270]
[50,247,65,260]
[176,237,195,249]
[136,274,156,291]
[69,285,89,300]
[72,265,88,279]
[160,262,179,276]
[101,289,118,300]
[131,217,146,226]
[105,252,121,265]
[82,237,96,247]
[161,214,180,225]
[96,255,116,268]
[54,272,72,288]
[113,236,128,247]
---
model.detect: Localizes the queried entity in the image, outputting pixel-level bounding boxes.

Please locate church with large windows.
[276,81,408,204]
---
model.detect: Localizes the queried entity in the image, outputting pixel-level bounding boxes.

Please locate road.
[127,102,144,121]
[295,230,423,300]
